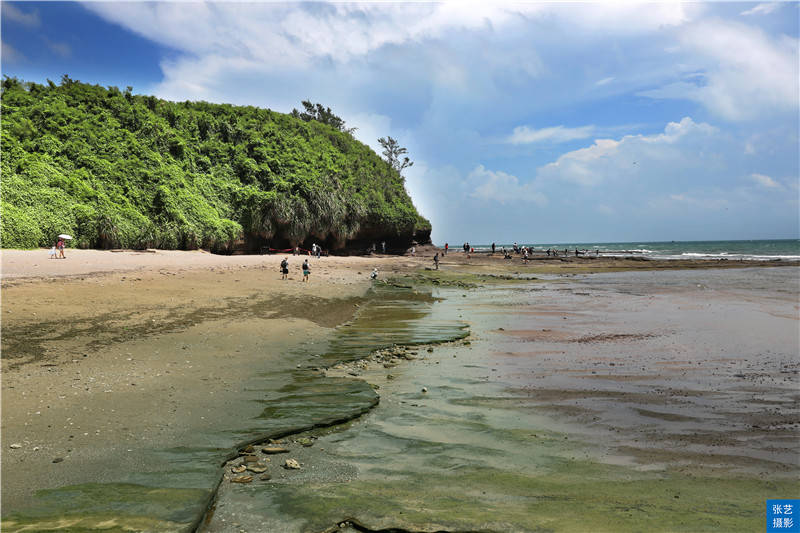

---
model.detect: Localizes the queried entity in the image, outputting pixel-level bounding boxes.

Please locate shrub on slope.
[1,76,430,251]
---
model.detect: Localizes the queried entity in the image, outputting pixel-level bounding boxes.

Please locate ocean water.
[468,239,800,261]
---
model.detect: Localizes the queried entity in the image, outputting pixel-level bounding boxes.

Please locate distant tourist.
[49,242,57,259]
[381,241,386,254]
[410,246,416,257]
[492,242,496,254]
[302,259,310,282]
[316,245,321,259]
[370,268,378,280]
[444,243,448,255]
[433,252,440,270]
[280,257,289,280]
[57,238,66,259]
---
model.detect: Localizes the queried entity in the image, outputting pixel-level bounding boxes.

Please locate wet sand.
[1,249,423,516]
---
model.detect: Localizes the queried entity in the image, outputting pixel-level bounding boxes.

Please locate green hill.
[0,76,431,252]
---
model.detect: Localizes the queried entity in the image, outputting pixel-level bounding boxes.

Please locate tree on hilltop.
[291,100,356,134]
[378,136,413,175]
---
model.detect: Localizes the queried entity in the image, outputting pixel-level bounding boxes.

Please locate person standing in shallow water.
[280,257,289,280]
[302,259,310,282]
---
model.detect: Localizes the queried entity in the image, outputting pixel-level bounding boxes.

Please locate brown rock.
[231,475,254,484]
[262,447,290,454]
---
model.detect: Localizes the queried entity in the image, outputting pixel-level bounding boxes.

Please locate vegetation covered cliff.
[1,77,431,252]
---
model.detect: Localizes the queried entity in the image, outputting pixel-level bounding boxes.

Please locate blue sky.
[3,1,798,244]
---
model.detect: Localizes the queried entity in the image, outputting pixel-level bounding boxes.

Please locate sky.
[2,1,798,244]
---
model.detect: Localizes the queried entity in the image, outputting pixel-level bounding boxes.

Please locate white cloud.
[45,40,71,59]
[537,117,718,186]
[83,2,705,103]
[663,192,731,210]
[596,204,616,215]
[549,3,698,33]
[84,3,539,68]
[507,125,595,145]
[2,41,25,64]
[468,165,546,205]
[642,19,799,121]
[595,77,615,86]
[2,3,40,27]
[750,173,781,189]
[740,3,781,16]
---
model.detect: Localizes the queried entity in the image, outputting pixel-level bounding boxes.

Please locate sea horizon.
[454,238,800,261]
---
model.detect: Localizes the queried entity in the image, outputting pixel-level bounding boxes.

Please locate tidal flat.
[206,266,799,533]
[2,251,798,532]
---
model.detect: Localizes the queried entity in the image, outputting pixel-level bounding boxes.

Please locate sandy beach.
[1,249,422,516]
[2,248,798,531]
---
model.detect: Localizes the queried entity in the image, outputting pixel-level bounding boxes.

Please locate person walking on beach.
[49,242,58,259]
[381,241,386,254]
[492,242,496,254]
[410,246,416,257]
[57,238,66,259]
[280,257,289,280]
[444,243,448,255]
[302,259,311,282]
[433,252,440,270]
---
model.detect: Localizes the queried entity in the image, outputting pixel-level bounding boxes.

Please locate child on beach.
[302,259,310,282]
[49,243,57,259]
[280,257,289,280]
[433,253,440,270]
[370,268,378,280]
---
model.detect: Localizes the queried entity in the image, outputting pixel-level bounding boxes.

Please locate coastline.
[2,249,798,531]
